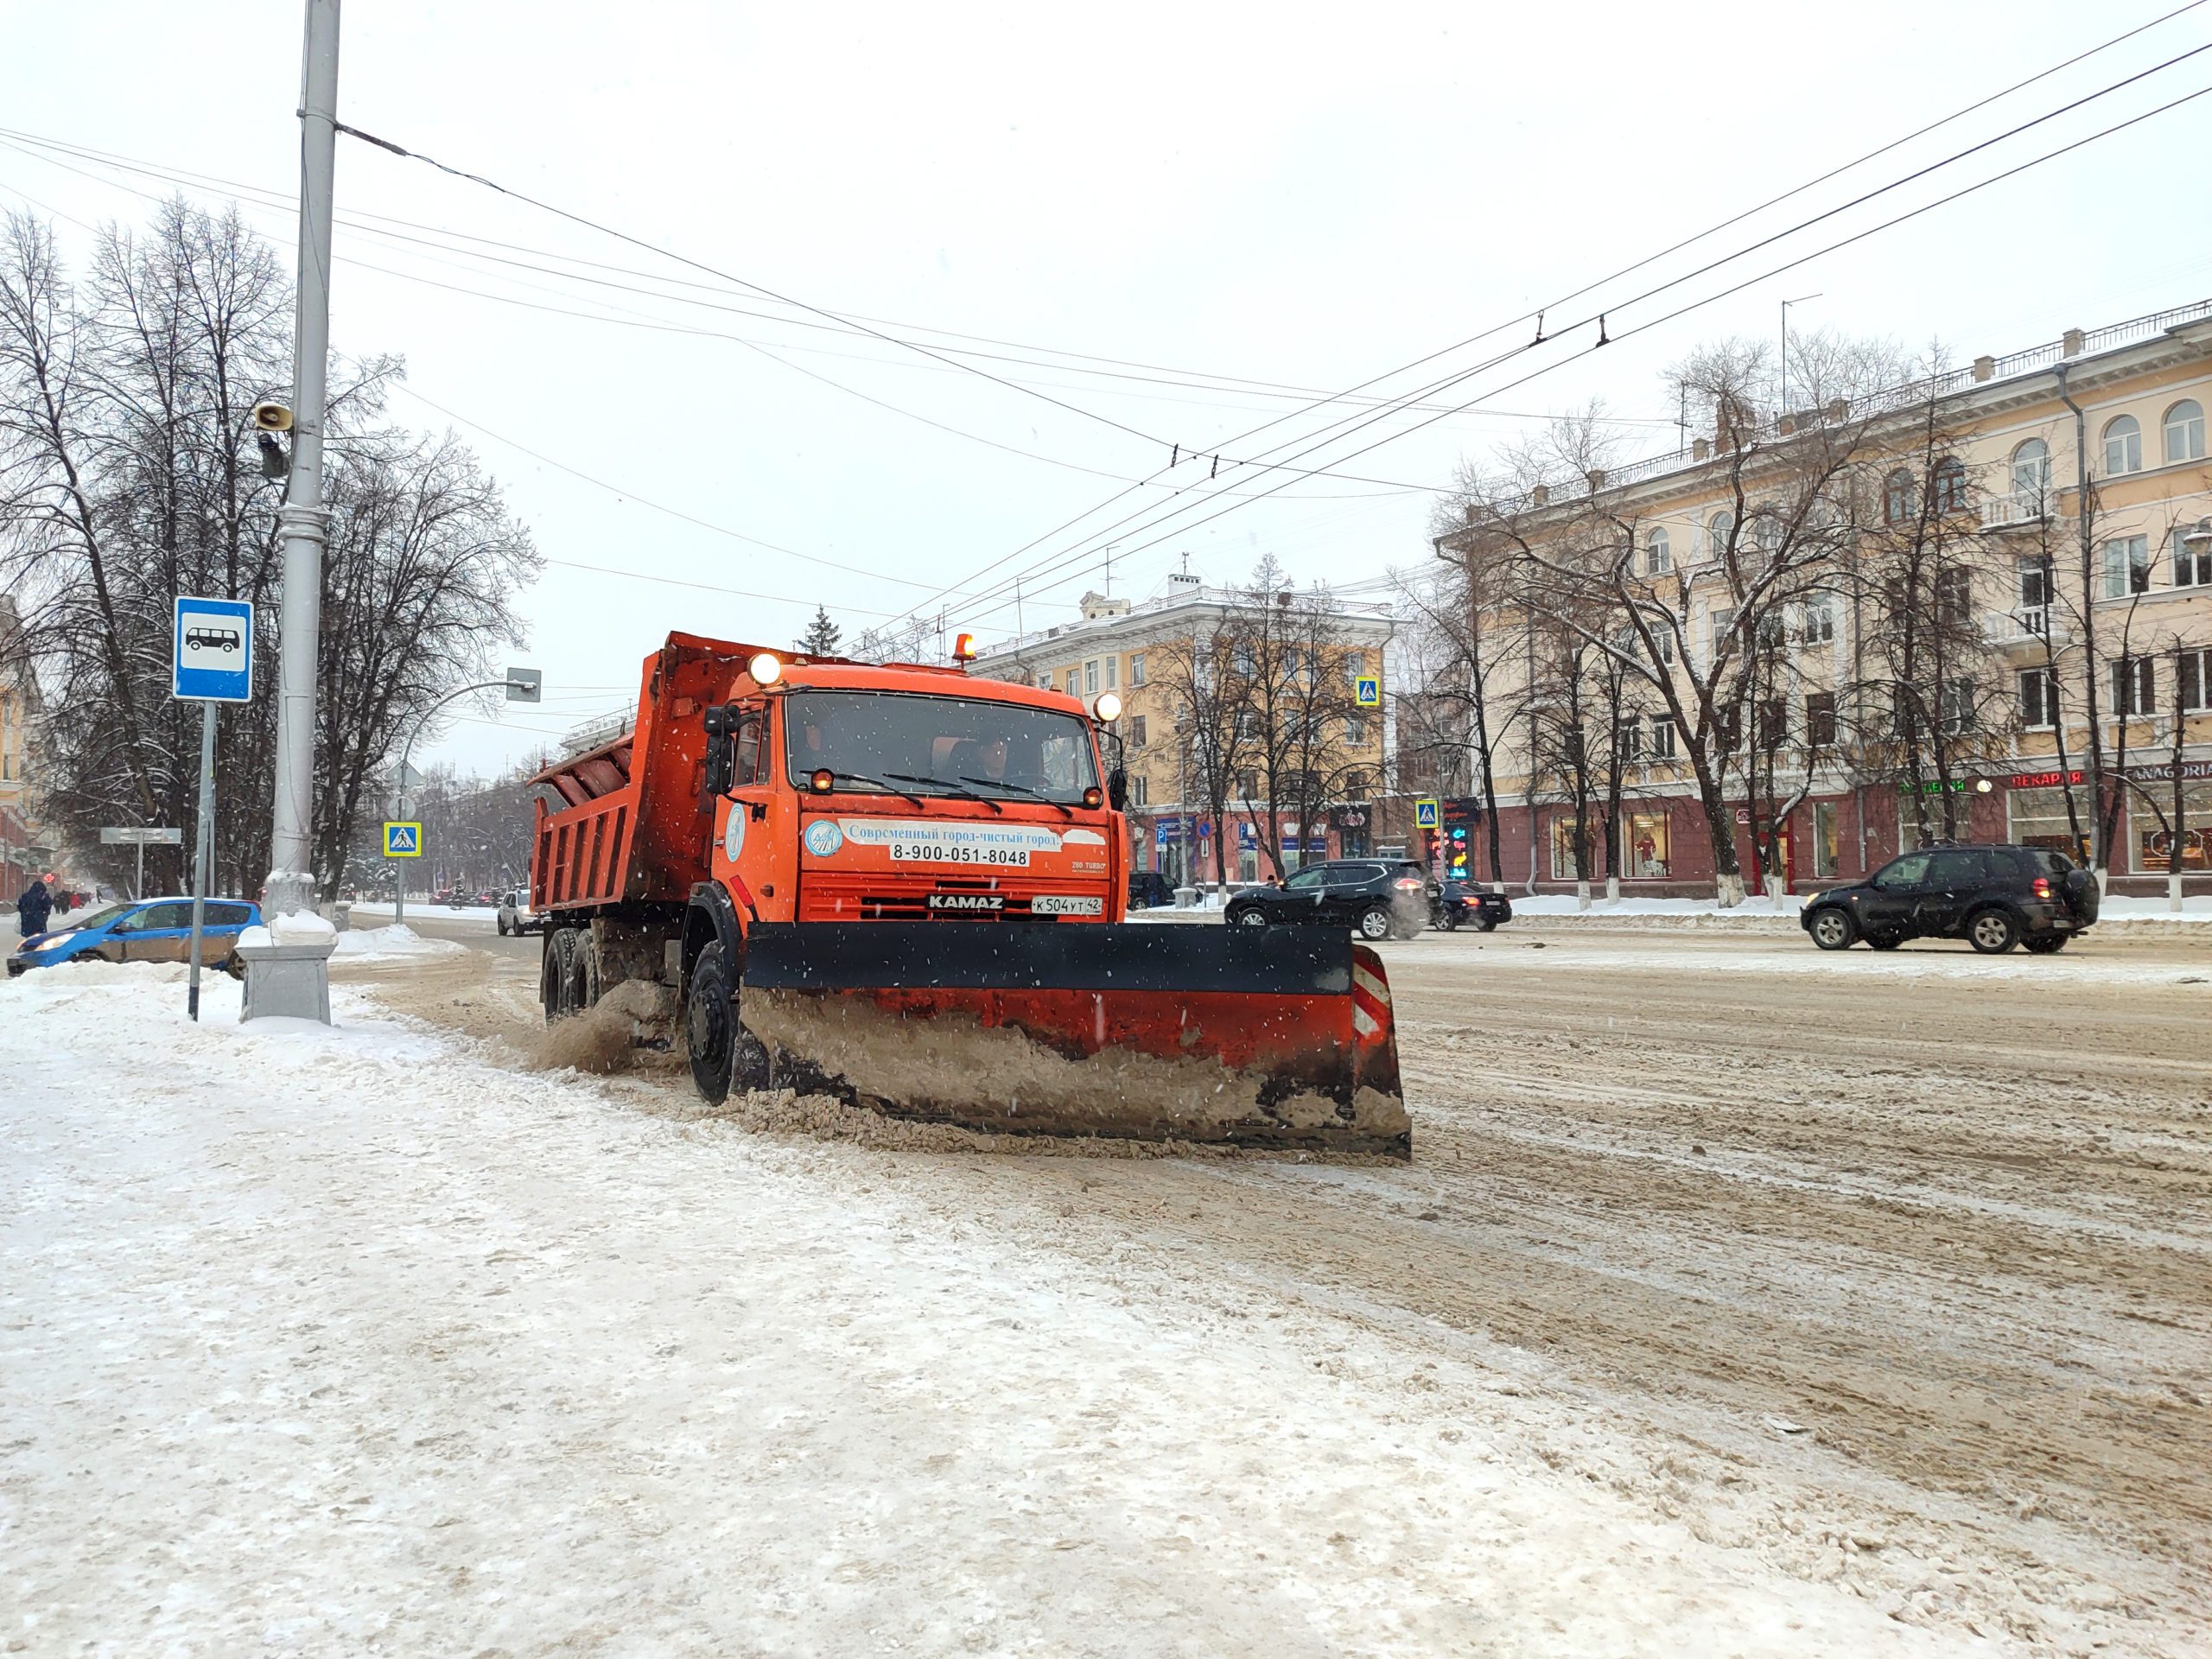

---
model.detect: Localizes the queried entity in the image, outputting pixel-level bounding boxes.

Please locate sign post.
[173,595,253,1020]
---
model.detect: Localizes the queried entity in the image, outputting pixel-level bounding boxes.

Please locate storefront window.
[1548,818,1586,880]
[2134,782,2212,873]
[2008,786,2089,858]
[1623,810,1670,878]
[1811,802,1840,878]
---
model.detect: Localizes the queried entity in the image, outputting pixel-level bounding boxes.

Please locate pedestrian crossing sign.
[383,821,423,858]
[1414,798,1440,830]
[1354,676,1381,709]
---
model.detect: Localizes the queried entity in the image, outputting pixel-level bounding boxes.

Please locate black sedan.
[1224,860,1429,941]
[1432,879,1511,932]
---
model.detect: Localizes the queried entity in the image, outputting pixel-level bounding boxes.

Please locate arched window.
[2164,399,2205,464]
[1884,468,1916,524]
[1706,511,1734,555]
[1931,456,1967,514]
[1644,527,1671,575]
[2103,414,2142,476]
[2010,437,2050,499]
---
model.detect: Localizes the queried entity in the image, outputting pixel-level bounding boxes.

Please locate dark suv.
[1801,843,2099,955]
[1224,860,1429,940]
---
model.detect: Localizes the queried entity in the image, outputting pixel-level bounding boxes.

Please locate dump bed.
[530,632,749,911]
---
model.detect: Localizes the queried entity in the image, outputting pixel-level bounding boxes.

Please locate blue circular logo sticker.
[804,819,844,857]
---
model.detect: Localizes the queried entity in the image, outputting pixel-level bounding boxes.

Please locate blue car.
[7,896,262,977]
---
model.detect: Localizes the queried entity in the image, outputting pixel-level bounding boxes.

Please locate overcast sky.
[7,0,2209,777]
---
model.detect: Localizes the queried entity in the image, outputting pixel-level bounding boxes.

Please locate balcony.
[1980,489,2054,531]
[1981,606,2068,649]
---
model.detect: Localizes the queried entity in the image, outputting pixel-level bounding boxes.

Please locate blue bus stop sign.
[173,596,253,702]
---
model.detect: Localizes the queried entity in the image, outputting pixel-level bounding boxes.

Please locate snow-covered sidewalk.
[3,965,1993,1656]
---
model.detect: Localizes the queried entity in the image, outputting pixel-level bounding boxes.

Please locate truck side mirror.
[1107,768,1128,811]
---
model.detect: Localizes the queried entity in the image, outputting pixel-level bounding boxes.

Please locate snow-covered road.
[0,963,1995,1657]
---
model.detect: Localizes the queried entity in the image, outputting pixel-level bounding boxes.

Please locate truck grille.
[800,874,1054,922]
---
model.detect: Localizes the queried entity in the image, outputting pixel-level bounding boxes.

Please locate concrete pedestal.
[239,938,335,1023]
[1173,886,1199,908]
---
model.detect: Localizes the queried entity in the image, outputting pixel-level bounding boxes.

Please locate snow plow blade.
[736,922,1409,1157]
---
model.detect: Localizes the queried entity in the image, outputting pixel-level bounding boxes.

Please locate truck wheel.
[686,942,772,1103]
[568,931,601,1011]
[542,927,578,1021]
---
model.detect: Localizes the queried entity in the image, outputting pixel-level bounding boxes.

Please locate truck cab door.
[712,702,793,924]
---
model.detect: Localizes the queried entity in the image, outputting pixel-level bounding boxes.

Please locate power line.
[865,11,2212,632]
[912,54,2212,629]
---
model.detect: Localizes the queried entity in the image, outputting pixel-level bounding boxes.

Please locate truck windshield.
[783,690,1101,805]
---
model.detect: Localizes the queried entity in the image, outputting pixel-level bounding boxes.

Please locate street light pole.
[1779,293,1821,413]
[392,674,541,930]
[242,0,341,1025]
[266,0,340,919]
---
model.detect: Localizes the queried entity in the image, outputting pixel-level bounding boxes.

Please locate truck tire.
[543,927,579,1021]
[568,931,601,1012]
[685,942,770,1103]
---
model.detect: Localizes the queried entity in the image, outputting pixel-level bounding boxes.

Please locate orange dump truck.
[530,632,1408,1154]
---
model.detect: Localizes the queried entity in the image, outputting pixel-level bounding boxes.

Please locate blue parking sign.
[173,596,253,702]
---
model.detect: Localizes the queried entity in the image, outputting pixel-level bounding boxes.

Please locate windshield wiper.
[823,771,925,809]
[959,775,1073,819]
[884,771,1001,812]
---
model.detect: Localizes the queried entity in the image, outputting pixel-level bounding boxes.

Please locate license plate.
[888,842,1028,867]
[1031,894,1103,915]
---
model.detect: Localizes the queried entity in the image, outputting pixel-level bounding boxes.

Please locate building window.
[1065,669,1080,696]
[2018,557,2051,609]
[1128,773,1148,807]
[1344,769,1369,800]
[1932,456,1967,514]
[1237,769,1258,800]
[2101,535,2152,598]
[1706,510,1734,556]
[2163,399,2205,463]
[1233,642,1258,677]
[2009,785,2088,858]
[1940,677,1975,734]
[1129,715,1147,748]
[1084,660,1099,695]
[1344,715,1367,745]
[1805,690,1838,747]
[2018,666,2057,728]
[1645,528,1671,575]
[2010,437,2051,498]
[1129,652,1146,687]
[1884,469,1916,524]
[1548,818,1586,880]
[1618,719,1643,761]
[1811,801,1840,878]
[2137,782,2212,873]
[2103,414,2142,476]
[1104,656,1117,690]
[2179,646,2209,713]
[2112,655,2155,718]
[2175,525,2212,588]
[1623,810,1670,877]
[1647,714,1677,760]
[1801,597,1835,645]
[1757,698,1788,748]
[1936,566,1973,627]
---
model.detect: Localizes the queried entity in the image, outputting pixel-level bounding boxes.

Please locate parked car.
[1224,860,1428,941]
[497,888,547,937]
[1800,843,2099,955]
[1127,871,1176,911]
[7,896,263,977]
[1431,879,1512,932]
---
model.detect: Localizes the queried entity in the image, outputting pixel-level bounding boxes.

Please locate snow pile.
[0,970,2002,1656]
[331,922,466,961]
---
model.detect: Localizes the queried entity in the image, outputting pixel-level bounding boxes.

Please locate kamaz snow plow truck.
[529,632,1409,1155]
